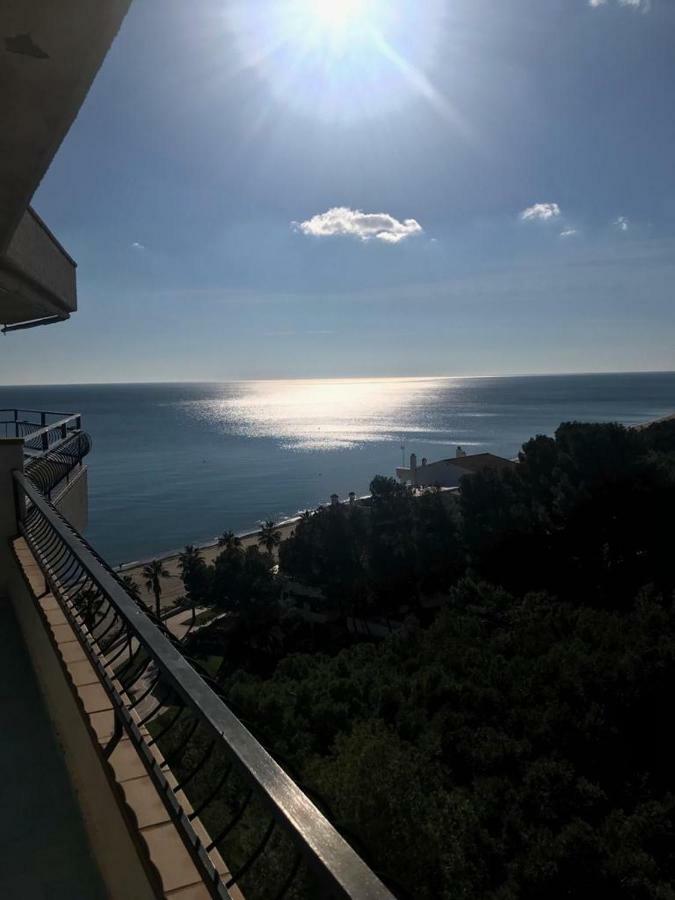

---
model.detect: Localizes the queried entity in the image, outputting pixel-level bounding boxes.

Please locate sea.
[1,372,673,566]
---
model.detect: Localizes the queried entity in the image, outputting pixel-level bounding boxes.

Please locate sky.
[3,0,675,383]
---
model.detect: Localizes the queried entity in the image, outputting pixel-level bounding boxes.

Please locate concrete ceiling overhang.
[0,0,132,252]
[1,207,77,330]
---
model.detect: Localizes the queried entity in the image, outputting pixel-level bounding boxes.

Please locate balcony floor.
[0,598,106,899]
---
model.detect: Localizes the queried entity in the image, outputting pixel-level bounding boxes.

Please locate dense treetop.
[179,418,675,898]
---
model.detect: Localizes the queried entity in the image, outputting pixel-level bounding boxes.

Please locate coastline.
[117,517,300,612]
[116,497,374,612]
[116,408,674,611]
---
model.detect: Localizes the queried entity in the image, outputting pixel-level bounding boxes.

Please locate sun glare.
[226,0,452,123]
[299,0,366,33]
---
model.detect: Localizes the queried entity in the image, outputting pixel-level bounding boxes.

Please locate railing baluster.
[226,818,276,889]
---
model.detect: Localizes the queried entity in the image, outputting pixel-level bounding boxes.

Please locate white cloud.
[560,228,578,238]
[293,207,423,244]
[590,0,650,11]
[131,241,145,250]
[613,216,630,231]
[520,202,561,222]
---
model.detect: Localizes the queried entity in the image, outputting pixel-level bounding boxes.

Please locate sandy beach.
[118,519,299,612]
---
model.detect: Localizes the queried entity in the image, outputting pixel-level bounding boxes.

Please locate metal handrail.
[0,407,76,416]
[1,408,82,454]
[13,470,393,900]
[25,431,91,496]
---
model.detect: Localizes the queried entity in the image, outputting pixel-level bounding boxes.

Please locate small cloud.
[520,202,561,222]
[590,0,650,10]
[131,241,146,250]
[293,207,423,244]
[560,228,578,238]
[613,216,630,232]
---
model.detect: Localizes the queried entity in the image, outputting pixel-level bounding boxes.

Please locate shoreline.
[117,490,375,573]
[117,519,299,611]
[116,409,674,609]
[117,495,372,612]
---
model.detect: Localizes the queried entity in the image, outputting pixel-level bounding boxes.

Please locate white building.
[396,448,516,489]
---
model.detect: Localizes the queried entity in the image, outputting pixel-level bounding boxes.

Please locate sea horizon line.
[2,368,674,389]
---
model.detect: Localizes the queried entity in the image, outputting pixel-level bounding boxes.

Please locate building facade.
[397,450,516,489]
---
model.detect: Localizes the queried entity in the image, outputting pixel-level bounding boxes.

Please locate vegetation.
[178,544,208,608]
[74,586,104,630]
[218,529,242,551]
[279,474,462,620]
[142,558,170,619]
[173,418,675,898]
[120,573,141,603]
[259,519,282,555]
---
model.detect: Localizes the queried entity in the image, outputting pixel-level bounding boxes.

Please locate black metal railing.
[13,471,393,900]
[0,408,82,455]
[25,431,92,497]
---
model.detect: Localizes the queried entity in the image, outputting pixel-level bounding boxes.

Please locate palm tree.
[120,574,141,604]
[142,559,170,620]
[259,520,282,555]
[178,544,202,576]
[75,586,104,631]
[217,530,242,552]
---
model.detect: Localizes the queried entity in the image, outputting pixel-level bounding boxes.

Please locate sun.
[298,0,367,33]
[226,0,450,123]
[287,0,377,49]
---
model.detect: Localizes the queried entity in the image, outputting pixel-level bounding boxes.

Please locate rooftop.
[445,452,516,473]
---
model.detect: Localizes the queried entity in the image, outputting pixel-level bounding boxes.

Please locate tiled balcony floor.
[0,598,106,899]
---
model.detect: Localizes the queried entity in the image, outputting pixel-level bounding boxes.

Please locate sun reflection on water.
[188,377,459,450]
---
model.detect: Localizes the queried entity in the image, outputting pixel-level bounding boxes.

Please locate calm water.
[1,373,673,565]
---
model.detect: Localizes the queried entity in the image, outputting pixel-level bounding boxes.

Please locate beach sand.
[118,520,298,613]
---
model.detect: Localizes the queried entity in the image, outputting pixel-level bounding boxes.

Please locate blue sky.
[3,0,675,383]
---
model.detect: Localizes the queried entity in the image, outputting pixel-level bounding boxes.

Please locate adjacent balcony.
[0,407,90,530]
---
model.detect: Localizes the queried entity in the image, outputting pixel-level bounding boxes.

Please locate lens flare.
[299,0,366,33]
[225,0,466,126]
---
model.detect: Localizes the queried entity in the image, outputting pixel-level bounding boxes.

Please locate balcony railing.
[0,408,82,455]
[13,470,394,899]
[24,430,91,498]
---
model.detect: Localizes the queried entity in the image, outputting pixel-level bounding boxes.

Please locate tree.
[142,559,170,620]
[461,421,675,605]
[178,544,202,575]
[279,476,463,621]
[120,574,141,604]
[75,586,104,631]
[259,520,282,555]
[218,530,242,552]
[214,580,675,899]
[181,420,675,899]
[178,545,210,607]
